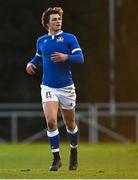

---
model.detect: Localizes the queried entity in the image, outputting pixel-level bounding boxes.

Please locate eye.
[52,18,57,21]
[51,17,62,21]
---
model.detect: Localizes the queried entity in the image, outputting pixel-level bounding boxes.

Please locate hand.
[26,63,37,75]
[51,52,68,62]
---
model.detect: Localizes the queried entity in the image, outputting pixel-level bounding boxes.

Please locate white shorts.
[40,84,76,109]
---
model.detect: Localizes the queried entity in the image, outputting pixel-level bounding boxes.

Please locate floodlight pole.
[109,0,116,118]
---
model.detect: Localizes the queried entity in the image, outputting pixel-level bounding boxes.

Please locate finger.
[52,59,62,62]
[32,64,37,69]
[31,69,35,74]
[51,58,62,62]
[27,67,36,75]
[51,52,61,56]
[51,54,59,58]
[51,56,59,61]
[54,52,60,54]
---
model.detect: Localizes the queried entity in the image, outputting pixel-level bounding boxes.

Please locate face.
[47,14,62,33]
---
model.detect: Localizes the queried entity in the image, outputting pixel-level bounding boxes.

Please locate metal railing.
[1,103,138,143]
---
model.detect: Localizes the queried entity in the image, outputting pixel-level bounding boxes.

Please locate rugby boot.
[49,158,62,171]
[69,148,78,170]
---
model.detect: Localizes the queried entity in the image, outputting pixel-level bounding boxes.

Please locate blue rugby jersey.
[28,31,84,88]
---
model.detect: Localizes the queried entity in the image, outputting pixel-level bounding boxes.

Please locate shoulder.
[62,32,78,41]
[37,34,48,43]
[63,32,76,38]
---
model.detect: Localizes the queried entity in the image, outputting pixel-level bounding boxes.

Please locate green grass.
[0,143,138,178]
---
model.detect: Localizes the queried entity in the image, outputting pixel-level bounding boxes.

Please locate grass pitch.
[0,143,138,179]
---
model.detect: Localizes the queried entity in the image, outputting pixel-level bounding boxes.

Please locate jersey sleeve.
[68,34,84,64]
[69,35,82,54]
[28,39,42,68]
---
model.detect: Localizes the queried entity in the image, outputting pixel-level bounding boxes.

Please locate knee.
[47,118,57,130]
[66,123,76,131]
[67,126,74,131]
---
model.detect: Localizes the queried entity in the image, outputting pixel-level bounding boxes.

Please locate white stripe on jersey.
[72,48,81,54]
[36,52,42,57]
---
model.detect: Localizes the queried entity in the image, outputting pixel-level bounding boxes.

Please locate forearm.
[68,51,84,64]
[29,55,42,68]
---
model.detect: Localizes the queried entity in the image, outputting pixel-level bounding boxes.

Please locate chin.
[55,29,61,33]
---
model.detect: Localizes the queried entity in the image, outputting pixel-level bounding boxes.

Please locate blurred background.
[0,0,138,144]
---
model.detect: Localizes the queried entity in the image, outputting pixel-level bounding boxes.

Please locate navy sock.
[67,126,78,148]
[47,129,60,153]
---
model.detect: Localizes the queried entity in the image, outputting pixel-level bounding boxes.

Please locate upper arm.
[69,34,82,55]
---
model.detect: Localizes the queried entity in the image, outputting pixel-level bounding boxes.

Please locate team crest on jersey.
[57,36,64,42]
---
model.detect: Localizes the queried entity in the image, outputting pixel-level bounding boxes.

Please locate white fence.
[0,103,138,143]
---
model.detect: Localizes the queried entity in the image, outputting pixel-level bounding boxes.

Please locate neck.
[48,29,61,35]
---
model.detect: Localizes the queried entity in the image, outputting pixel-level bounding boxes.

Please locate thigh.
[43,101,59,130]
[60,108,76,130]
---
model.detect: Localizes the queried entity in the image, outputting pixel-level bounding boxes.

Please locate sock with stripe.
[47,129,60,155]
[67,126,78,148]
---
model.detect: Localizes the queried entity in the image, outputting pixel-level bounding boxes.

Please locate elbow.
[79,56,84,64]
[78,51,84,64]
[77,54,84,64]
[68,53,84,64]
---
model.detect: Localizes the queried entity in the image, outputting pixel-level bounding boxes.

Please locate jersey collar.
[48,31,63,39]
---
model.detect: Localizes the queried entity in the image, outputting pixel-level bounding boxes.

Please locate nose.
[57,19,60,23]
